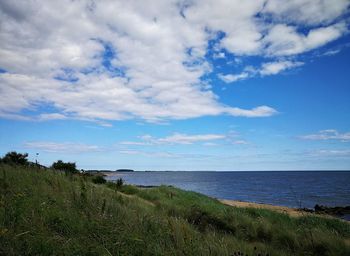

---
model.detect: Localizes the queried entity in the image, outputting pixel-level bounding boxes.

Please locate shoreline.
[220,199,350,221]
[220,199,307,217]
[104,178,350,221]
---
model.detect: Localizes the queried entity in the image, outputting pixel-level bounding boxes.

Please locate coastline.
[2,164,350,255]
[220,199,350,221]
[220,199,307,217]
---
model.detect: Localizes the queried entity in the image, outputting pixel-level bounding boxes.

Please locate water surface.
[107,171,350,209]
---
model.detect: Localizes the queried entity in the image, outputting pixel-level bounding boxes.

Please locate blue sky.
[0,0,350,170]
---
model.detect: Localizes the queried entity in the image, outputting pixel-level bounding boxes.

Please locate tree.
[51,160,78,174]
[1,151,29,165]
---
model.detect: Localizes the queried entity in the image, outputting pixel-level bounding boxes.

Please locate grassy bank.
[1,164,349,255]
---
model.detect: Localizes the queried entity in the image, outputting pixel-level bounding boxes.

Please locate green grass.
[1,164,349,255]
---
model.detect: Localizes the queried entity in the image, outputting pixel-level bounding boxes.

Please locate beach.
[220,199,309,217]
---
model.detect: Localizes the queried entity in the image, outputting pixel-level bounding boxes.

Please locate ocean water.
[107,171,350,209]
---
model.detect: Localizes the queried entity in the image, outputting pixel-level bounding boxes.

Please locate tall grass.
[1,164,349,255]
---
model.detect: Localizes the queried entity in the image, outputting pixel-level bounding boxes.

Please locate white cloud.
[122,133,226,145]
[309,149,350,157]
[263,0,350,26]
[323,49,341,56]
[119,149,179,158]
[213,52,226,59]
[0,1,348,122]
[186,0,266,55]
[24,141,102,153]
[38,113,67,121]
[259,61,304,76]
[300,129,350,141]
[118,149,211,159]
[157,133,225,144]
[121,130,252,146]
[218,72,249,83]
[264,23,347,56]
[232,140,249,145]
[203,142,219,146]
[226,106,278,117]
[218,60,304,83]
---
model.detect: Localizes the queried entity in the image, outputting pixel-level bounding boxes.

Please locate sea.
[107,171,350,209]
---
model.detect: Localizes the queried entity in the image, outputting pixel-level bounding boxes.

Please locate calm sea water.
[107,171,350,209]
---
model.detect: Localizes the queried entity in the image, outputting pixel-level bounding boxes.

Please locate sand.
[220,199,310,217]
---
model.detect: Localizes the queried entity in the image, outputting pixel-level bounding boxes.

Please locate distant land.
[85,169,134,175]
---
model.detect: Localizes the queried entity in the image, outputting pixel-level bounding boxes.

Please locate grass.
[1,164,349,255]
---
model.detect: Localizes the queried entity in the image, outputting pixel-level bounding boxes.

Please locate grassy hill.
[1,164,349,256]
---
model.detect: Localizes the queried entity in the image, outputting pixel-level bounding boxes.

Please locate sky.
[0,0,350,171]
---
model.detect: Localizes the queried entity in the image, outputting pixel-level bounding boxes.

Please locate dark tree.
[51,160,78,174]
[1,151,29,165]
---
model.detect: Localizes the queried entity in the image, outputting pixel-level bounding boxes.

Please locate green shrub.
[1,151,29,165]
[92,175,106,184]
[187,206,235,234]
[120,184,139,195]
[51,160,78,174]
[106,178,124,190]
[116,177,124,187]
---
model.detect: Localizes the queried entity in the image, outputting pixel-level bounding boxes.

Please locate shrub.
[92,175,106,184]
[187,206,235,234]
[116,178,124,187]
[1,151,29,165]
[51,160,78,174]
[119,185,139,195]
[106,178,124,190]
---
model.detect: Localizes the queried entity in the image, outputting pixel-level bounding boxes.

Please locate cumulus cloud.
[24,141,102,153]
[263,0,350,26]
[0,0,348,122]
[299,129,350,141]
[264,23,347,56]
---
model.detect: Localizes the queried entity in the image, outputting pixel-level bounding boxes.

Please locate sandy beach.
[220,199,309,217]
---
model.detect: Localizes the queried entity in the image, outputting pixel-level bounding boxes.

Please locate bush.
[92,175,106,184]
[187,206,235,233]
[51,160,78,174]
[1,151,29,165]
[106,178,124,190]
[116,178,124,187]
[119,185,138,194]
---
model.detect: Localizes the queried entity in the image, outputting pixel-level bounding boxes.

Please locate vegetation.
[0,151,29,166]
[92,175,107,184]
[0,163,349,255]
[116,177,124,187]
[51,160,78,174]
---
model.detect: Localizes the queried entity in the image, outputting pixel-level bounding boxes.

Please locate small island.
[116,169,134,172]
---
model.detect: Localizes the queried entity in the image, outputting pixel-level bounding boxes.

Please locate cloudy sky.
[0,0,350,170]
